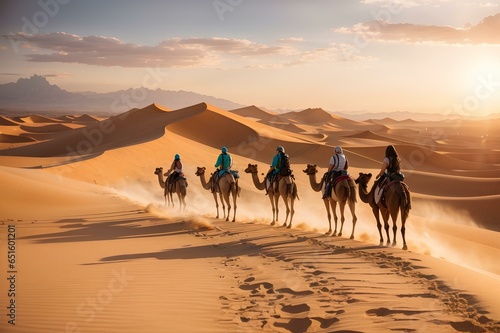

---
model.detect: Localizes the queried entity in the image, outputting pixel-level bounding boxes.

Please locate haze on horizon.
[1,0,500,116]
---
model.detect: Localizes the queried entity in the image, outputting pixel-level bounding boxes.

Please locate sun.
[461,56,500,117]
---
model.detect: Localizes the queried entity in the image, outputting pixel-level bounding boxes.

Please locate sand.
[0,103,499,333]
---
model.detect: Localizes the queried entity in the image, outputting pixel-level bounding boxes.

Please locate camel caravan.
[154,145,412,250]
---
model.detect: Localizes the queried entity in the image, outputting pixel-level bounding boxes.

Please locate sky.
[1,0,500,116]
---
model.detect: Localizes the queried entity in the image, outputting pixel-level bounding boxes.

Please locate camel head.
[303,164,318,175]
[355,172,372,185]
[154,167,163,175]
[244,163,258,174]
[195,167,206,177]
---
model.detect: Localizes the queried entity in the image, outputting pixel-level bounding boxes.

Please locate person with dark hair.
[376,145,401,182]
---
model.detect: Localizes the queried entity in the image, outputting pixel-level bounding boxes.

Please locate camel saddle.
[324,171,355,199]
[275,174,294,191]
[211,170,235,193]
[374,178,410,207]
[167,172,187,192]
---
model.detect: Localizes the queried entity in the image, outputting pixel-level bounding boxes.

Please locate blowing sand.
[0,103,499,333]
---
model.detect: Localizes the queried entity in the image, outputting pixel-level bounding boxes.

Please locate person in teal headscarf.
[266,145,290,194]
[215,146,232,178]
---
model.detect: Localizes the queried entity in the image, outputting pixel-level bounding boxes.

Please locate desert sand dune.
[1,103,178,157]
[0,115,19,126]
[0,133,36,144]
[0,102,499,333]
[22,114,63,123]
[72,114,102,123]
[344,129,403,142]
[442,151,500,165]
[230,104,277,120]
[404,170,500,196]
[412,193,500,232]
[19,123,72,133]
[283,108,337,124]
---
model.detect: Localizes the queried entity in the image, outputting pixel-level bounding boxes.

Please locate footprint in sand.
[281,303,310,314]
[274,317,312,333]
[239,282,273,291]
[366,307,431,316]
[276,287,314,296]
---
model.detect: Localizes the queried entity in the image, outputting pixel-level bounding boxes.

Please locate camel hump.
[224,172,235,184]
[282,175,293,184]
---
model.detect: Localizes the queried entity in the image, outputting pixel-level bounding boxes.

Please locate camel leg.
[175,185,182,211]
[269,192,277,226]
[323,199,332,235]
[181,184,187,211]
[225,198,231,222]
[179,191,186,211]
[169,191,175,208]
[212,192,219,219]
[221,191,230,222]
[218,192,227,220]
[390,209,399,247]
[287,197,295,229]
[273,194,280,226]
[331,200,338,236]
[348,199,357,240]
[179,183,187,211]
[371,206,383,245]
[181,195,186,211]
[338,199,347,237]
[231,184,237,222]
[282,195,291,228]
[382,209,391,247]
[401,211,407,250]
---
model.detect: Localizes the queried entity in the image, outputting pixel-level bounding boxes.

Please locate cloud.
[277,37,305,44]
[3,32,373,69]
[336,13,500,45]
[361,0,426,7]
[3,32,291,68]
[470,2,499,8]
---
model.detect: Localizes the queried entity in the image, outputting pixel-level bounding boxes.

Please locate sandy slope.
[0,103,499,333]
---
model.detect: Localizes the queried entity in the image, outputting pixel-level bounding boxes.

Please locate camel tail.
[293,183,300,201]
[347,183,357,204]
[400,183,411,220]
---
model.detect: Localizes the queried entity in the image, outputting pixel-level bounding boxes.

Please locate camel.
[303,164,357,239]
[154,167,187,210]
[195,167,240,222]
[244,163,299,228]
[354,172,411,250]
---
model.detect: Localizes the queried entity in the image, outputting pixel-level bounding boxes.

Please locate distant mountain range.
[0,75,244,114]
[1,75,497,121]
